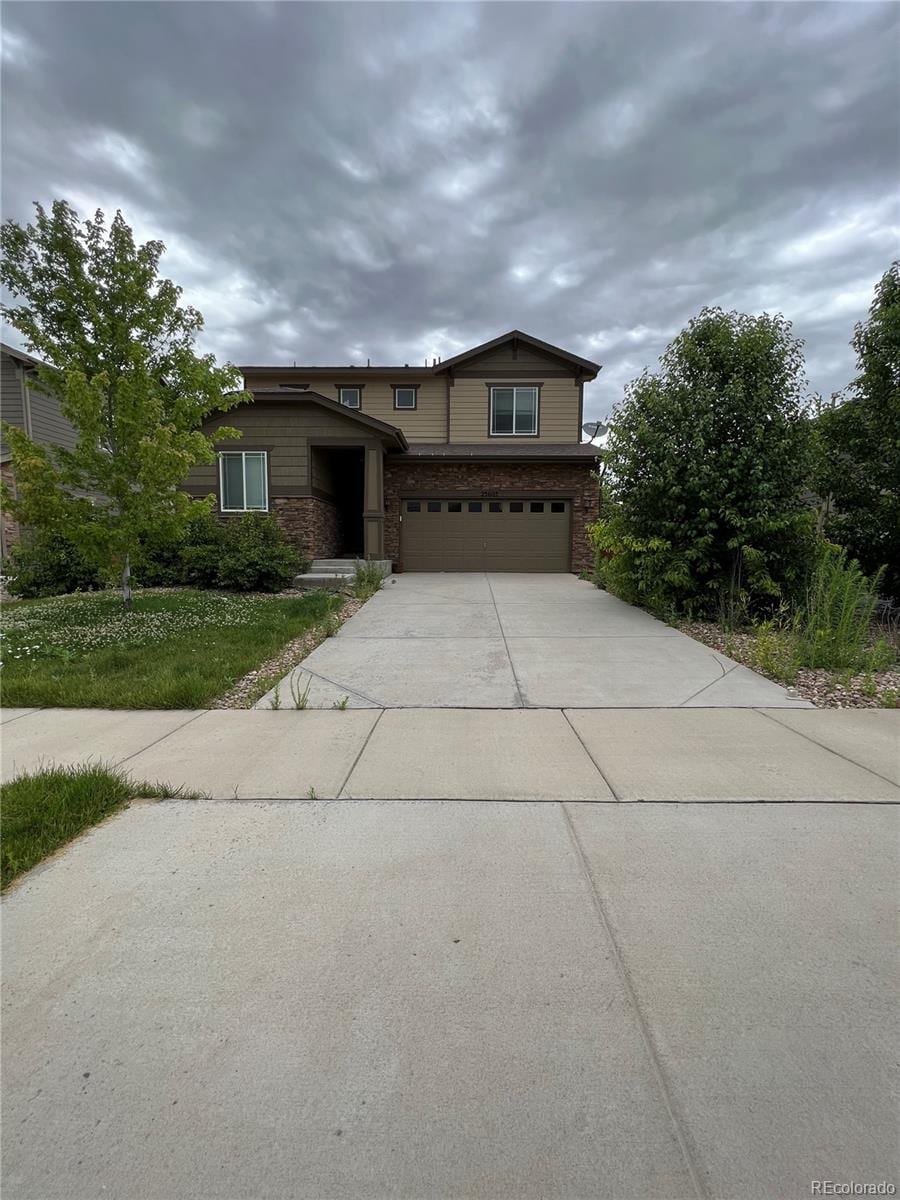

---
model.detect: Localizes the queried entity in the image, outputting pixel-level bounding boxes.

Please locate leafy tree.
[592,307,814,620]
[1,200,248,607]
[818,263,900,598]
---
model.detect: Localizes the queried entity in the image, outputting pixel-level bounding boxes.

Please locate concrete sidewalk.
[2,706,898,801]
[3,798,897,1199]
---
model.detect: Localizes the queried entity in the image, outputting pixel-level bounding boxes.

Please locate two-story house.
[185,331,601,573]
[1,342,80,559]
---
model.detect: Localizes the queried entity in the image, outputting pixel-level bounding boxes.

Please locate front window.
[339,386,361,409]
[219,451,268,512]
[490,386,538,435]
[393,386,417,410]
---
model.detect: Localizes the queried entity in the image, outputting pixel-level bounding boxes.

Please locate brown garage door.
[400,498,571,572]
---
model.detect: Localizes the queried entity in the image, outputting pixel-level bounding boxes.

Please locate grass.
[351,560,385,600]
[1,762,194,890]
[1,588,342,709]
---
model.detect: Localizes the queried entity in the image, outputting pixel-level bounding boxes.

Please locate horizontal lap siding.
[1,357,25,449]
[243,372,446,443]
[27,388,79,451]
[185,403,375,494]
[449,377,580,443]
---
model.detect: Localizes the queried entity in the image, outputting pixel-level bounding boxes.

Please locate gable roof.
[433,331,600,379]
[248,387,408,450]
[1,341,45,371]
[241,331,601,380]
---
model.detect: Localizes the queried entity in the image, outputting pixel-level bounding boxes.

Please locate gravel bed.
[681,621,900,709]
[212,594,365,709]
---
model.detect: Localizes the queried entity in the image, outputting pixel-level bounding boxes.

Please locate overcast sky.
[2,2,897,424]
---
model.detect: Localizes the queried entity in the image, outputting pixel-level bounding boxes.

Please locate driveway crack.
[485,573,526,708]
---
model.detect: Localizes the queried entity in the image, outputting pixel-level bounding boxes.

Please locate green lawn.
[1,763,193,889]
[1,588,340,708]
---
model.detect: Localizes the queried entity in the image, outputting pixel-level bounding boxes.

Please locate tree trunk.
[121,553,133,611]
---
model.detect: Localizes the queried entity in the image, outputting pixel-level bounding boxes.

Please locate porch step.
[295,559,393,590]
[294,572,354,590]
[310,559,358,574]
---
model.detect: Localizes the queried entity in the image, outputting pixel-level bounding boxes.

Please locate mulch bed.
[681,621,900,709]
[212,594,365,709]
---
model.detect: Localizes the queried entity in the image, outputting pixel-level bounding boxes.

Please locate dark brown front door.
[400,498,570,572]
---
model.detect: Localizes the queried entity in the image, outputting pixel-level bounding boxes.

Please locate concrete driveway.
[3,797,897,1200]
[257,574,810,709]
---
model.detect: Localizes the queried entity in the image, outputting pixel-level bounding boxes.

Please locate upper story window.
[338,386,361,409]
[393,386,418,410]
[219,451,268,512]
[490,386,538,436]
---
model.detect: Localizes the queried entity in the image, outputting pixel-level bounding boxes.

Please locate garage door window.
[489,501,502,513]
[509,501,524,512]
[490,387,538,436]
[448,502,462,512]
[427,501,442,513]
[468,502,482,512]
[551,502,566,513]
[530,502,545,513]
[406,501,421,512]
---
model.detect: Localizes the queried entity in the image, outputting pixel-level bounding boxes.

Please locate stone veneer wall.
[218,496,342,564]
[1,462,20,557]
[383,459,600,572]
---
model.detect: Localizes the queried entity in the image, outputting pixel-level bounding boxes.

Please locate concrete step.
[310,559,359,573]
[294,572,354,590]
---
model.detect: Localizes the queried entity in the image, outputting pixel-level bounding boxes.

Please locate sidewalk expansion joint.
[561,710,621,800]
[335,709,385,798]
[116,709,208,768]
[559,801,709,1200]
[755,709,900,791]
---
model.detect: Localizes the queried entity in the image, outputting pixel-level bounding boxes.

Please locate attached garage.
[400,498,571,572]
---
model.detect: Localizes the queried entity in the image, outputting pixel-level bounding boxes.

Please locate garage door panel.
[401,500,570,572]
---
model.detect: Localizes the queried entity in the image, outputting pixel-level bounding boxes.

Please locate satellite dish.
[581,421,608,439]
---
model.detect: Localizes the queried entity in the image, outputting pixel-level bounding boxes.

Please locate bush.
[792,543,890,671]
[351,559,386,600]
[5,530,107,599]
[140,508,302,593]
[216,513,301,592]
[595,307,815,622]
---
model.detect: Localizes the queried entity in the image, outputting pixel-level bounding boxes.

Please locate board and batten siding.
[242,371,447,443]
[183,401,381,498]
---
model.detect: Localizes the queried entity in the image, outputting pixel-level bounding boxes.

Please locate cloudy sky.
[2,2,897,424]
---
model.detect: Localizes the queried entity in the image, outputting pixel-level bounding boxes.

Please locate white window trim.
[490,385,539,436]
[393,386,417,410]
[339,386,361,409]
[218,450,269,513]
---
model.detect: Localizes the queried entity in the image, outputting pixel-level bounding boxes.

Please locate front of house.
[185,330,602,572]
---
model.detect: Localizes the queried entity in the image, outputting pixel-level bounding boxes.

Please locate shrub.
[595,307,815,621]
[216,513,301,592]
[138,509,303,593]
[792,543,890,671]
[351,559,386,600]
[5,530,107,598]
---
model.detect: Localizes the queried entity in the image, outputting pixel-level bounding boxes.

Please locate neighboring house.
[0,342,79,559]
[184,330,602,573]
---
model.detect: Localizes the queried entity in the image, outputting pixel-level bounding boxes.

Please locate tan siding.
[449,377,580,443]
[243,371,447,443]
[457,344,566,372]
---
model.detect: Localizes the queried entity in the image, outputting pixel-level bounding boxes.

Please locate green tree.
[818,263,900,598]
[1,200,248,607]
[592,307,814,620]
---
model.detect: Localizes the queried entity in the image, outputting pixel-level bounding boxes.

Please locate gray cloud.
[2,1,897,423]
